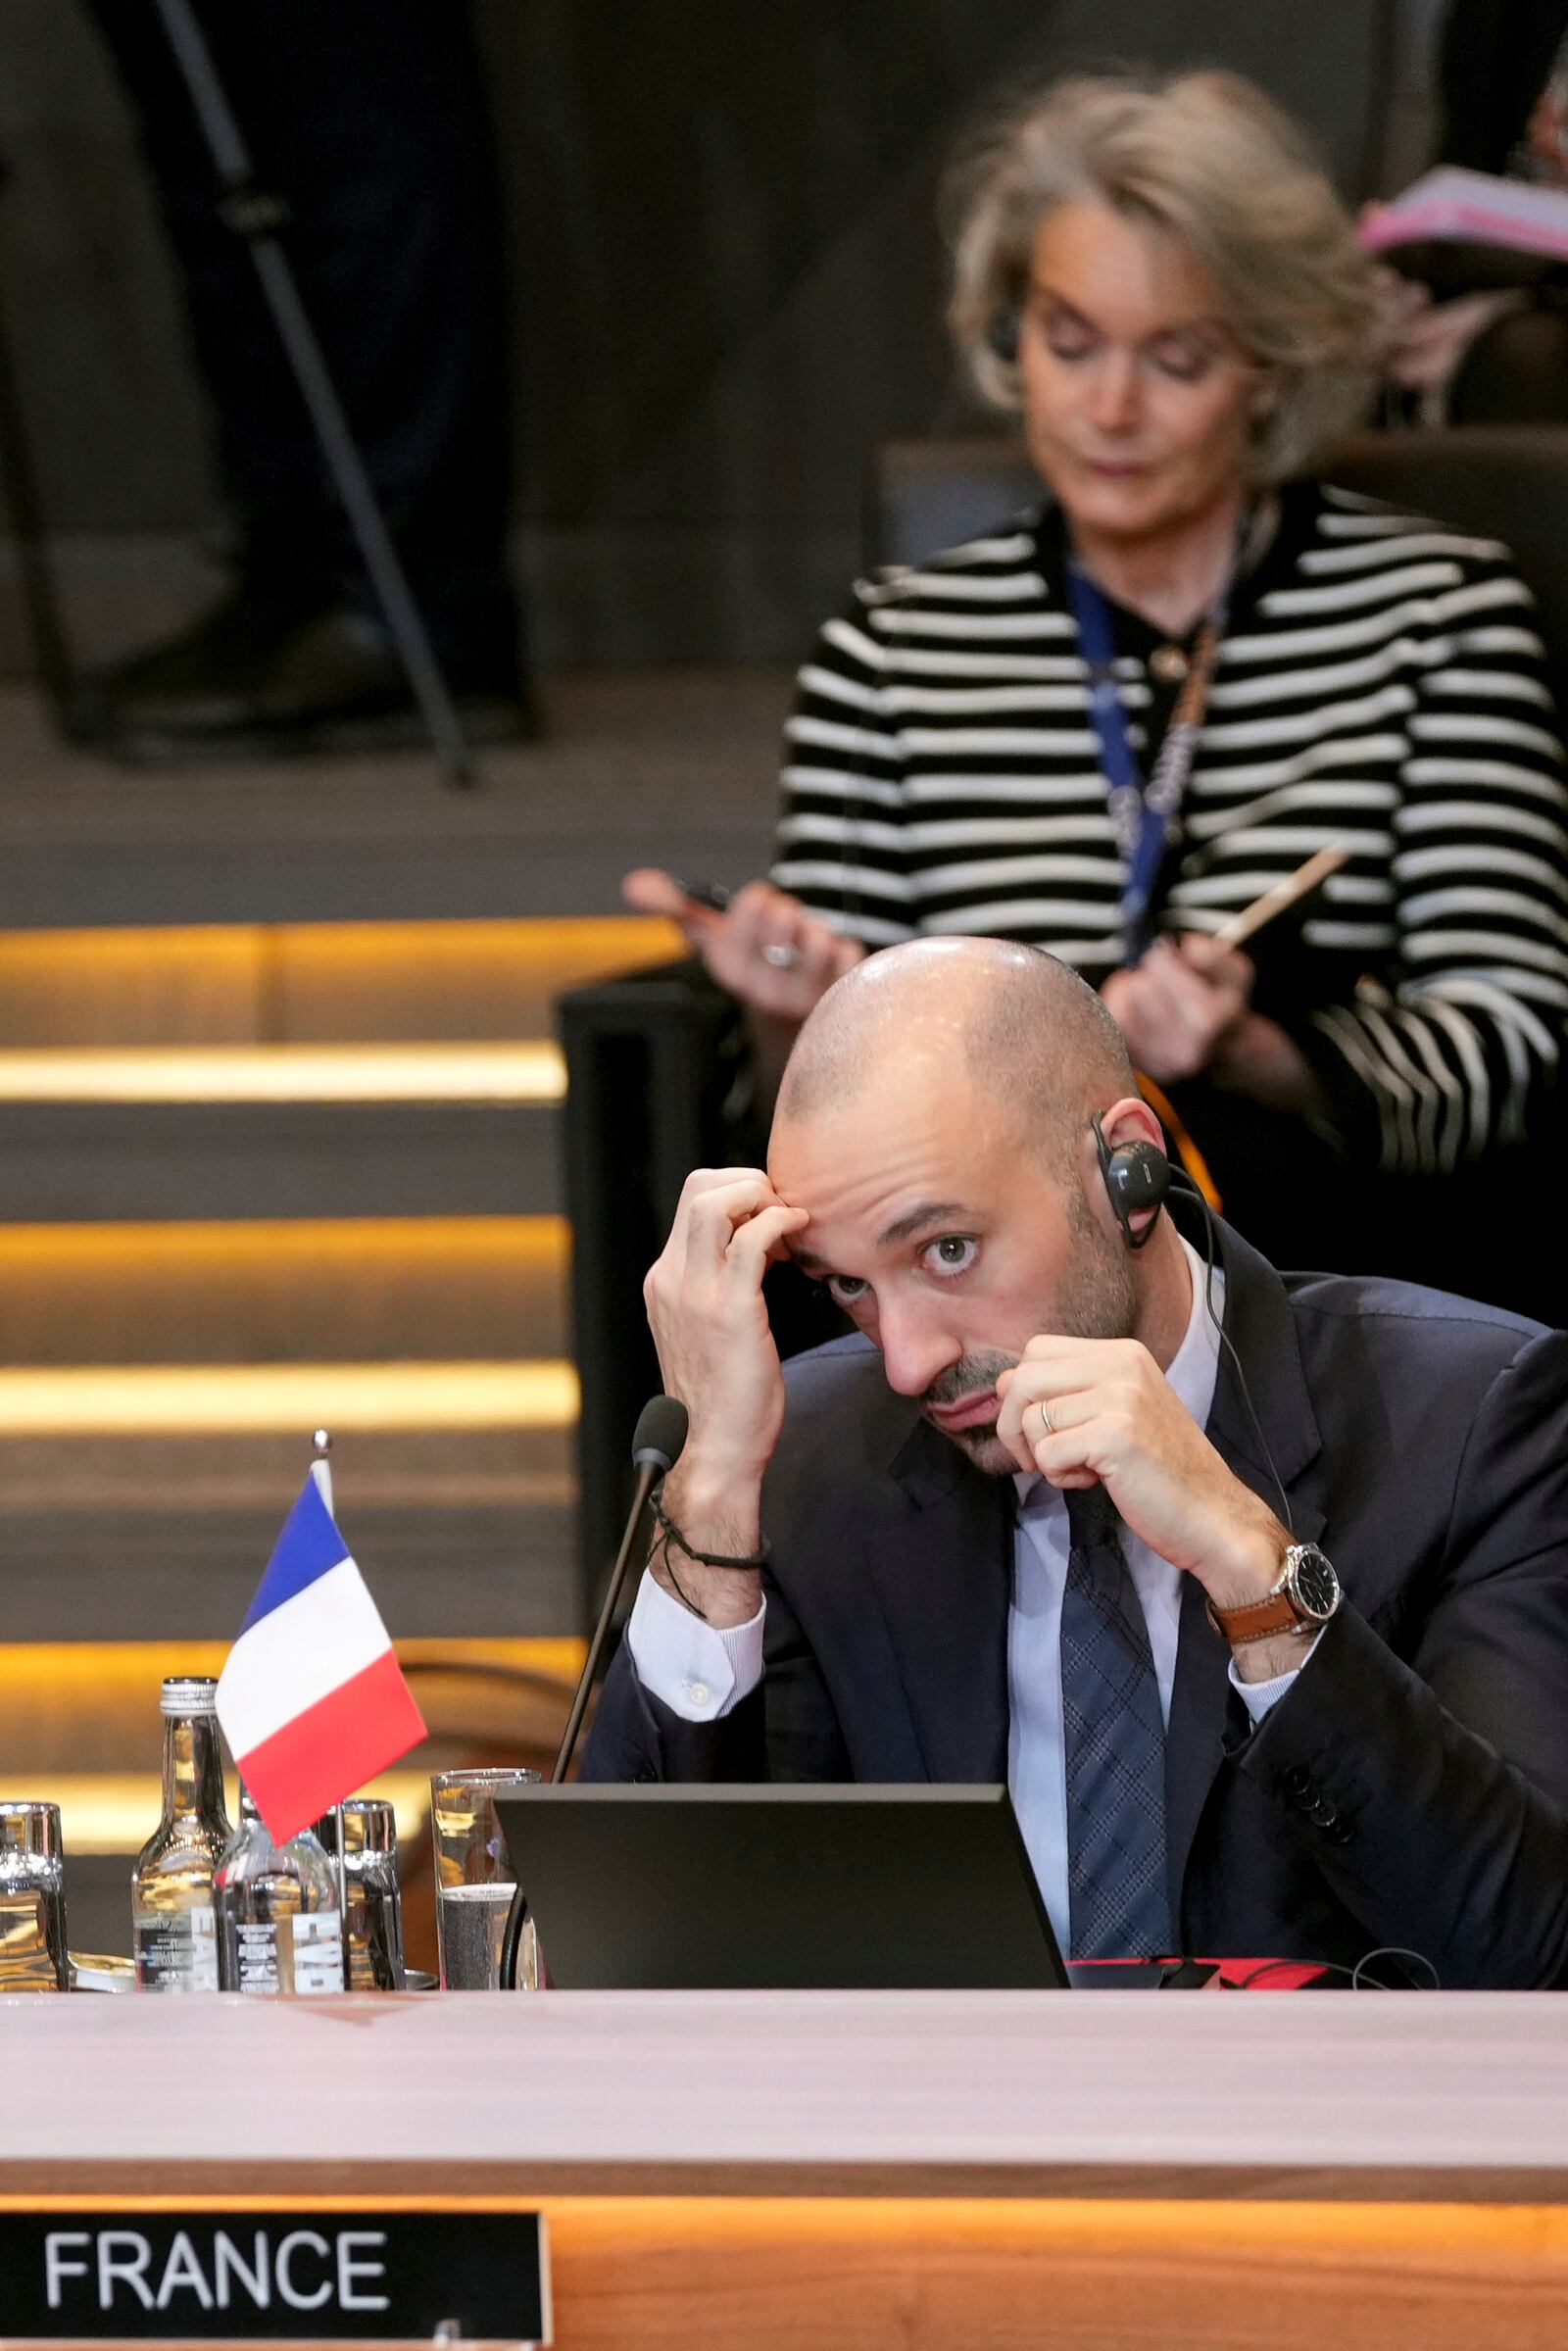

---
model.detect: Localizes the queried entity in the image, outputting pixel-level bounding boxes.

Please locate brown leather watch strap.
[1204,1589,1303,1644]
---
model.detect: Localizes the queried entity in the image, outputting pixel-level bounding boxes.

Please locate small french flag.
[216,1474,426,1843]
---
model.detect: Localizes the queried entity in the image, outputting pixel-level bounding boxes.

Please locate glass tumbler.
[0,1801,71,1991]
[318,1799,406,1991]
[430,1768,540,1990]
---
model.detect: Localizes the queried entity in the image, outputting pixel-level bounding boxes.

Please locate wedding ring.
[1037,1403,1054,1437]
[761,941,802,968]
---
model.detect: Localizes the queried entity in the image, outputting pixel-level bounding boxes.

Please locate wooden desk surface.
[5,1987,1568,2201]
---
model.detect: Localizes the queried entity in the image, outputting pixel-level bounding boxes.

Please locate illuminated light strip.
[0,1359,580,1436]
[0,913,682,970]
[0,1041,567,1104]
[0,1212,568,1273]
[0,1770,441,1854]
[0,1640,587,1780]
[0,1469,575,1512]
[0,1637,587,1691]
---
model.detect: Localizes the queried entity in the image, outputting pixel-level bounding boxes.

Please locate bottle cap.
[161,1676,220,1719]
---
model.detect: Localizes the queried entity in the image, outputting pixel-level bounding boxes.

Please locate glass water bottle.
[214,1784,343,1995]
[130,1677,231,1992]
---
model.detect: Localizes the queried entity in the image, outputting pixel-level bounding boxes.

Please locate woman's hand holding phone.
[622,866,865,1023]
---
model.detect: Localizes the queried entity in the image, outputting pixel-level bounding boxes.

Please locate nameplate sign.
[0,2210,551,2343]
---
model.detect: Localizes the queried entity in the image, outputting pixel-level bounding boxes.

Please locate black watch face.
[1290,1545,1340,1621]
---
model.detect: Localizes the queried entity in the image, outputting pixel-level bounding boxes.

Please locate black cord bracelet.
[652,1530,710,1621]
[650,1495,770,1570]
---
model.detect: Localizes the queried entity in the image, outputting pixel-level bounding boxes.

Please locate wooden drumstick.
[1211,844,1348,952]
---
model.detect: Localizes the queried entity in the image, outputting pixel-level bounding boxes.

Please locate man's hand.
[1101,934,1253,1085]
[995,1334,1295,1662]
[641,1167,808,1626]
[623,868,865,1023]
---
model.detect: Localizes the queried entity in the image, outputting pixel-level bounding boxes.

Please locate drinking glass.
[0,1801,70,1992]
[430,1768,540,1990]
[318,1799,405,1991]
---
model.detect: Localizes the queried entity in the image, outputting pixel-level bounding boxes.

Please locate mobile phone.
[667,877,732,913]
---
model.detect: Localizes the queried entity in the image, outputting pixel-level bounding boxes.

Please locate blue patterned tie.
[1058,1484,1173,1960]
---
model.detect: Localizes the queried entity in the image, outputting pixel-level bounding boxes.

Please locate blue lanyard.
[1066,531,1244,961]
[1065,562,1167,954]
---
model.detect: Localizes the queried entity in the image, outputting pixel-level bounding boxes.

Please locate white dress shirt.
[625,1239,1307,1950]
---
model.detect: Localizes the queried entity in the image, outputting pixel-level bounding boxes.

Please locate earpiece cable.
[1166,1164,1296,1540]
[1235,1945,1440,1991]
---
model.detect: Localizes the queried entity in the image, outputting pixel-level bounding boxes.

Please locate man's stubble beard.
[922,1196,1139,1476]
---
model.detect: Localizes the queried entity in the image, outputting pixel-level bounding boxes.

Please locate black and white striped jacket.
[772,482,1568,1176]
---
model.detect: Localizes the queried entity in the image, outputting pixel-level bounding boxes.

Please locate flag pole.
[311,1428,350,1955]
[310,1426,334,1513]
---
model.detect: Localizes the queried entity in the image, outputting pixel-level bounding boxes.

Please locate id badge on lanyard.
[1066,565,1168,956]
[1067,553,1232,963]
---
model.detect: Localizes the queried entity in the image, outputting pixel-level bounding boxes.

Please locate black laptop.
[495,1782,1068,1991]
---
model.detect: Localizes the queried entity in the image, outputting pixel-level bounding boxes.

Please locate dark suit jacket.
[584,1209,1568,1986]
[1437,0,1566,177]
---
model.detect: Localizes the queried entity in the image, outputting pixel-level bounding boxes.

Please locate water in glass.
[430,1767,540,1989]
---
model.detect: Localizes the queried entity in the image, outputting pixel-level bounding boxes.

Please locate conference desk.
[5,1989,1568,2347]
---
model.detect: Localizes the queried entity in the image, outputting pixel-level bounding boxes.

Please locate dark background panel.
[0,0,1400,665]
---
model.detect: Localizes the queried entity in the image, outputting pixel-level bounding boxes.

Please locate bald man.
[582,940,1568,1984]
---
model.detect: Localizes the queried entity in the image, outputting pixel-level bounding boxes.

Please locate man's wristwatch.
[1205,1543,1342,1645]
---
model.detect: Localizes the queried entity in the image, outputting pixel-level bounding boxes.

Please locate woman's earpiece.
[1092,1111,1170,1249]
[987,308,1020,365]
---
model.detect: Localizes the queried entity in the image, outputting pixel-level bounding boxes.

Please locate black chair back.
[1326,427,1568,718]
[871,426,1568,717]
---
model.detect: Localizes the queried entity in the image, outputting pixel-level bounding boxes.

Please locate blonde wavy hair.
[947,70,1379,481]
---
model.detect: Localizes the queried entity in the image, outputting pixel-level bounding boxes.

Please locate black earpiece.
[1092,1112,1170,1249]
[1091,1116,1296,1534]
[987,308,1020,365]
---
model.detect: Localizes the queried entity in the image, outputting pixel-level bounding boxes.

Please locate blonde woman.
[628,71,1568,1292]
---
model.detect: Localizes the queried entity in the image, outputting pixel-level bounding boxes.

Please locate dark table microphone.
[550,1394,689,1784]
[499,1397,687,1988]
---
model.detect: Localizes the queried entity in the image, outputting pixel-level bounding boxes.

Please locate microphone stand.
[549,1453,665,1788]
[0,154,74,725]
[498,1397,686,1988]
[147,0,478,788]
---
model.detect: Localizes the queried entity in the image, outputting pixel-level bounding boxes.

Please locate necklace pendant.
[1150,643,1190,687]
